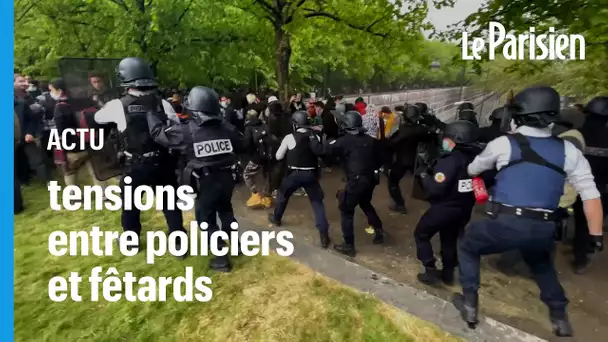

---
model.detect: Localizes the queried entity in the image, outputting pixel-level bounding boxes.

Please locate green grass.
[15,183,460,342]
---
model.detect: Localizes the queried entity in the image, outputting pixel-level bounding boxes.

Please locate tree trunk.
[274,27,292,103]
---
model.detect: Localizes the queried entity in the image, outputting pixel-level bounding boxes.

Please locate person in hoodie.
[243,108,273,209]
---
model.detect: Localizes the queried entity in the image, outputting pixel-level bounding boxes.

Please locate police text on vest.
[193,139,233,158]
[458,179,473,193]
[47,128,104,151]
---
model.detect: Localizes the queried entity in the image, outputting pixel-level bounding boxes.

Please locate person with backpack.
[51,78,107,193]
[243,108,273,209]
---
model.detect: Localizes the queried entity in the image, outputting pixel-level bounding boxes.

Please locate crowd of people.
[13,56,608,337]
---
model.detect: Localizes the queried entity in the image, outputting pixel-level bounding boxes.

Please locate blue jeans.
[272,170,329,233]
[459,214,568,314]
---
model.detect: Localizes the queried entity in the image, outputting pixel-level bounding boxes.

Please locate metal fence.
[342,87,503,126]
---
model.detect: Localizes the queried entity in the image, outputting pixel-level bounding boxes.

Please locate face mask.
[441,139,454,152]
[220,101,227,108]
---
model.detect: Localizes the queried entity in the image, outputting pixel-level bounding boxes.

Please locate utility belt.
[288,165,320,179]
[182,162,238,191]
[123,151,162,166]
[486,201,558,221]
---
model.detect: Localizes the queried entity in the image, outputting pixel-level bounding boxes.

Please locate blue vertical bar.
[2,0,15,341]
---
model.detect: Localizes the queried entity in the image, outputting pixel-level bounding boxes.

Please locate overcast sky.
[426,0,484,33]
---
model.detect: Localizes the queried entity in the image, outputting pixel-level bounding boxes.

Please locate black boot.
[209,255,232,273]
[452,291,479,328]
[389,203,407,215]
[441,267,455,286]
[573,258,590,275]
[372,229,384,244]
[268,213,282,226]
[550,311,573,337]
[334,243,356,257]
[417,267,441,285]
[319,231,330,249]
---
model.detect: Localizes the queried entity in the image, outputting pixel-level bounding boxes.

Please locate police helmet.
[489,106,507,122]
[185,86,221,115]
[458,109,479,126]
[443,120,479,144]
[415,102,429,115]
[292,111,309,127]
[343,111,367,135]
[513,86,560,117]
[586,96,608,116]
[116,57,158,88]
[456,102,475,113]
[404,104,421,124]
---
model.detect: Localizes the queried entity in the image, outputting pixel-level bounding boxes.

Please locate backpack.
[252,124,271,160]
[56,100,97,143]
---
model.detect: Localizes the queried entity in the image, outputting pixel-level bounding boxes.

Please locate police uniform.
[323,111,383,257]
[147,86,244,272]
[414,121,478,285]
[573,96,608,272]
[269,111,330,248]
[456,87,602,337]
[94,57,185,243]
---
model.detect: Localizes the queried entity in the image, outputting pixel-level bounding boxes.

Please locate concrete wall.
[342,87,503,126]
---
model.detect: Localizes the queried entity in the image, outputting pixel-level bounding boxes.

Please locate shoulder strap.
[501,133,566,176]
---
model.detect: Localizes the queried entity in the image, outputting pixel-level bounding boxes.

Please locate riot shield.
[411,138,440,201]
[58,57,124,181]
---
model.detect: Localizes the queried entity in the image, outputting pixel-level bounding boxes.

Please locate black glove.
[590,235,604,252]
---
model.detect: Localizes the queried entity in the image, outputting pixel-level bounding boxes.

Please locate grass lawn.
[15,183,461,342]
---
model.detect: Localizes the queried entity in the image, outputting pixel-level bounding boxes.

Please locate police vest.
[120,94,167,155]
[493,134,566,210]
[188,120,237,169]
[341,134,377,177]
[286,131,318,168]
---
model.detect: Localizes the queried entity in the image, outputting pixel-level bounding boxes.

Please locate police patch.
[458,179,473,193]
[127,105,146,113]
[193,139,233,158]
[434,172,446,183]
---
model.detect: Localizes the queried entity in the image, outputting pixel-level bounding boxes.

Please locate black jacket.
[53,98,85,152]
[243,117,269,165]
[14,96,38,143]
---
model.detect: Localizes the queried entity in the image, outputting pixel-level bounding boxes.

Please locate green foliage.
[15,0,461,93]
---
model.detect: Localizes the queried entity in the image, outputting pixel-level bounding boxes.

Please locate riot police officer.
[146,86,244,272]
[414,120,480,286]
[387,104,431,214]
[478,106,508,143]
[456,102,479,127]
[94,57,186,249]
[268,111,330,248]
[455,86,604,337]
[319,111,384,257]
[572,96,608,273]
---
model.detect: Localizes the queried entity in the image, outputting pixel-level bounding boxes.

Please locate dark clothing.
[14,96,38,143]
[572,188,608,263]
[459,215,568,316]
[266,111,292,193]
[321,109,339,140]
[579,114,608,185]
[272,170,329,233]
[414,149,476,268]
[287,131,319,169]
[194,169,238,239]
[54,98,85,152]
[387,124,431,206]
[221,104,242,132]
[243,118,269,165]
[121,162,185,236]
[120,94,168,155]
[290,101,304,114]
[479,122,504,143]
[323,133,383,245]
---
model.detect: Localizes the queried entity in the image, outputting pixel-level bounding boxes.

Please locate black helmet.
[458,109,478,127]
[489,106,508,122]
[415,102,429,115]
[116,57,157,88]
[443,120,479,144]
[185,86,220,115]
[343,111,367,134]
[404,104,421,124]
[555,108,585,129]
[292,111,309,127]
[456,102,475,113]
[586,96,608,116]
[513,86,560,116]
